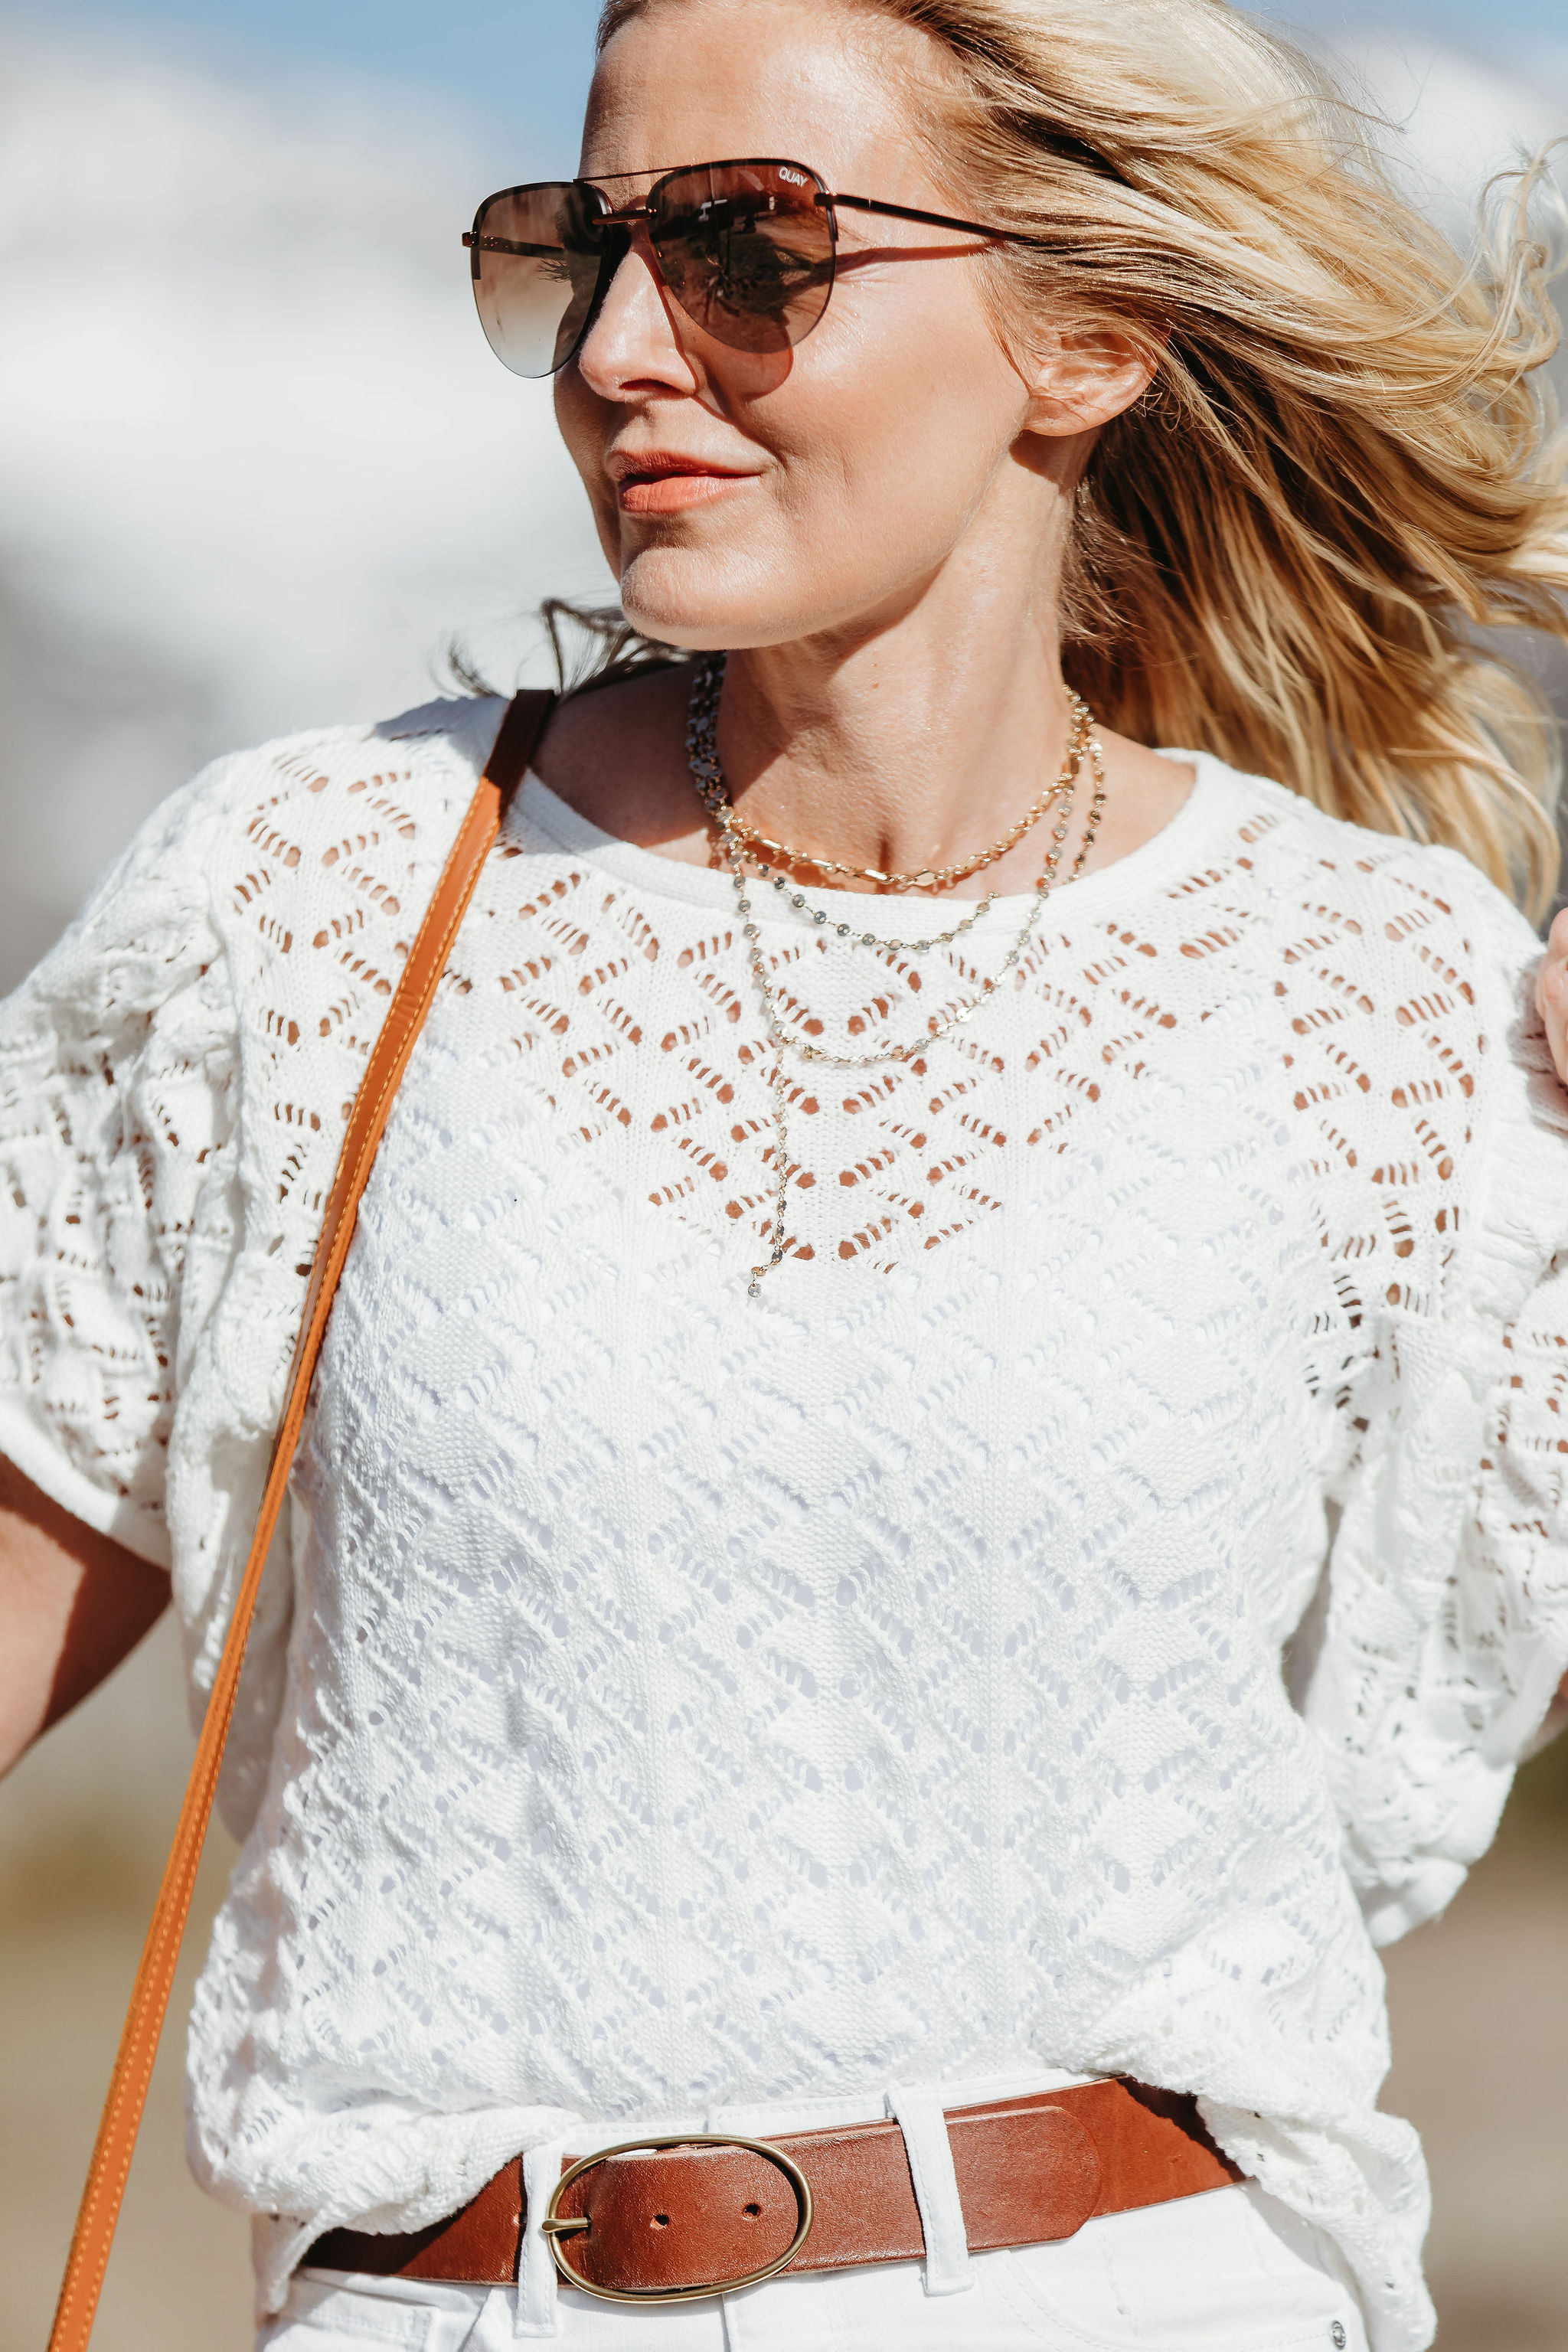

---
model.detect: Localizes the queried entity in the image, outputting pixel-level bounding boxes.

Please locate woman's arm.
[0,1453,170,1778]
[1535,910,1568,1083]
[1533,915,1568,1729]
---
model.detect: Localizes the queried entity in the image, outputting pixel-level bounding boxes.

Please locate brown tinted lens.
[648,162,834,354]
[469,184,606,377]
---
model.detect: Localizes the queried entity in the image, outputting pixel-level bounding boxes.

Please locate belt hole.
[743,2203,762,2219]
[653,2213,670,2229]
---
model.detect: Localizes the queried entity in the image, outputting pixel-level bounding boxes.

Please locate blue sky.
[21,0,1567,169]
[22,0,603,169]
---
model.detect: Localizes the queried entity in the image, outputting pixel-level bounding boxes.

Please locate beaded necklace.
[685,654,1109,1294]
[737,692,1090,956]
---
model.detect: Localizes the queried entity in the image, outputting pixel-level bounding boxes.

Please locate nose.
[571,222,701,399]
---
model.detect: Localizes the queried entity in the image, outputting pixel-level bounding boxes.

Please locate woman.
[4,0,1568,2346]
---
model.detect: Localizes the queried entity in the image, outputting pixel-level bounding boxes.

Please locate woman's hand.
[1535,910,1568,1084]
[0,1453,169,1778]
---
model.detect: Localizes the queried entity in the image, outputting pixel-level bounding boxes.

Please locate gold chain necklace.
[738,696,1092,957]
[685,654,1109,1294]
[726,750,1078,891]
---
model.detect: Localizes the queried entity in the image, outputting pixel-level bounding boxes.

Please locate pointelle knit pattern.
[2,694,1567,2349]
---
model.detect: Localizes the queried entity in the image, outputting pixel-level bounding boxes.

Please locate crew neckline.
[510,749,1242,931]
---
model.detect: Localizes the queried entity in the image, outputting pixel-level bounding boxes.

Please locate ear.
[1021,323,1158,439]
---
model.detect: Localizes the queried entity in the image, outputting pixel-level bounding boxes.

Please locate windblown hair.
[597,0,1568,913]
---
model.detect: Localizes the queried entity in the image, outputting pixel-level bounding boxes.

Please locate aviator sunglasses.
[462,156,1044,377]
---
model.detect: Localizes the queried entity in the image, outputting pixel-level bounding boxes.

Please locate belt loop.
[514,2138,568,2338]
[887,2086,975,2297]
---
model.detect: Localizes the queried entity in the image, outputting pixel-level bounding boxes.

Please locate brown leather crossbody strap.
[47,690,555,2352]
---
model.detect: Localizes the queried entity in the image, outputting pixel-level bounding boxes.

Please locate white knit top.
[4,696,1568,2351]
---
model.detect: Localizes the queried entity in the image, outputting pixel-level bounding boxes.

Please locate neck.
[716,577,1076,893]
[534,462,1197,896]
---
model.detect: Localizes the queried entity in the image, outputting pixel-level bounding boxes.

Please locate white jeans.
[258,2184,1367,2352]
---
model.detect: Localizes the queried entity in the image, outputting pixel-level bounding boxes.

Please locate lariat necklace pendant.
[685,653,1107,1292]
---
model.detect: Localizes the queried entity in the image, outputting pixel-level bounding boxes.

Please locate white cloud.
[0,24,613,752]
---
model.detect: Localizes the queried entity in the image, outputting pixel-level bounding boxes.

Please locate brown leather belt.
[309,2079,1242,2306]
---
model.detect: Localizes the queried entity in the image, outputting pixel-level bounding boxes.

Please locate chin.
[617,544,817,652]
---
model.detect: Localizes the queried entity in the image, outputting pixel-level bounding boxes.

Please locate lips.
[609,450,758,515]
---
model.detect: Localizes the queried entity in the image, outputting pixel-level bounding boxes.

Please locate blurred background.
[0,1,1565,2345]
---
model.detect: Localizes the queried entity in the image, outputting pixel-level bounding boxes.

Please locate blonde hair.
[598,0,1568,915]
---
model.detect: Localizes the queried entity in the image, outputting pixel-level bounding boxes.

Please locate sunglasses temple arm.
[826,191,1044,247]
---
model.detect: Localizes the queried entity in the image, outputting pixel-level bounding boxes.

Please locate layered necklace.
[685,653,1107,1294]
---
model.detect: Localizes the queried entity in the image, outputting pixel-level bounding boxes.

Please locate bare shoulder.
[534,665,706,854]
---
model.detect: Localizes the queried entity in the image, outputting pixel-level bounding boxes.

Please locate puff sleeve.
[1299,880,1568,1945]
[0,764,243,1567]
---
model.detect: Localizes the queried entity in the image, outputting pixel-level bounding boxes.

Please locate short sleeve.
[1299,881,1568,1945]
[0,764,243,1566]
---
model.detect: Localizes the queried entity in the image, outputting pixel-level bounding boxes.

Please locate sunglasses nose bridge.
[571,220,692,374]
[586,214,671,325]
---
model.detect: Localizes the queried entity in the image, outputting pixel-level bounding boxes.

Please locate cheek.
[553,374,617,540]
[769,292,1019,552]
[552,368,589,465]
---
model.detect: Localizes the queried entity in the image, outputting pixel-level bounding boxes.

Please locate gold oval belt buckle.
[540,2131,814,2305]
